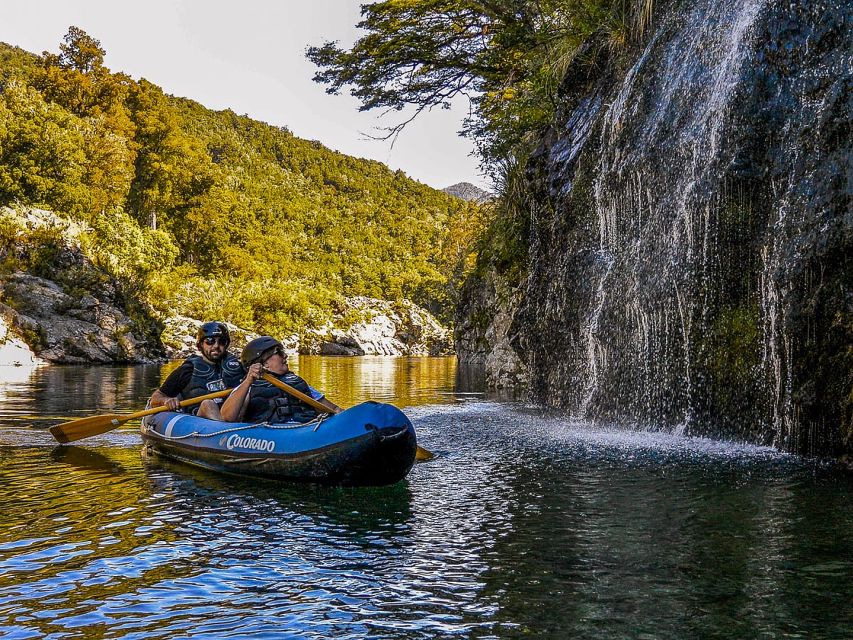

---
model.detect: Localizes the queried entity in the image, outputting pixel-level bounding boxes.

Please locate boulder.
[0,271,161,364]
[319,341,363,357]
[303,297,453,357]
[0,314,43,366]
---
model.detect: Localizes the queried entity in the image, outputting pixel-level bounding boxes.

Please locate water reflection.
[292,355,462,407]
[0,443,425,638]
[1,362,852,638]
[164,355,472,409]
[141,454,416,533]
[0,356,484,437]
[0,364,163,429]
[50,444,127,474]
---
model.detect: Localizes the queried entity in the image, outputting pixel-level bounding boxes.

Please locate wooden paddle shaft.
[260,373,334,414]
[48,388,234,444]
[136,388,233,419]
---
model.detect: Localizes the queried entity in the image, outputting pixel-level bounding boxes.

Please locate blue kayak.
[140,401,417,486]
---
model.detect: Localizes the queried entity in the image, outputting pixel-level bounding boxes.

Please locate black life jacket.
[182,353,245,400]
[244,371,319,424]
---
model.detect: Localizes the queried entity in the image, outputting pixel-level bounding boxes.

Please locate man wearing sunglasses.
[221,336,341,423]
[149,321,246,419]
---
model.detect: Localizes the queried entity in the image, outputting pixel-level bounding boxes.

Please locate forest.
[0,28,485,339]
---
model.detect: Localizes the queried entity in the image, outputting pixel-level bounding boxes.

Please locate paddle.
[49,388,233,444]
[260,372,435,461]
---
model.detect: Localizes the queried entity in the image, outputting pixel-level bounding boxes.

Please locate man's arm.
[149,361,193,410]
[150,388,181,411]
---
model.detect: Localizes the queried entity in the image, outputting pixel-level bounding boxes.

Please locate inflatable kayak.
[140,401,417,486]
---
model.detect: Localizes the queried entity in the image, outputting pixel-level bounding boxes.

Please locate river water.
[0,357,851,639]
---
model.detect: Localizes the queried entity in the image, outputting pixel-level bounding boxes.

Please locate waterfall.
[510,0,852,453]
[585,0,769,429]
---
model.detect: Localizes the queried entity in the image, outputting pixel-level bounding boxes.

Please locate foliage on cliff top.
[308,0,654,171]
[0,29,485,336]
[309,0,655,287]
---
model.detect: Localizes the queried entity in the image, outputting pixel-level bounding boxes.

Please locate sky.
[0,0,489,191]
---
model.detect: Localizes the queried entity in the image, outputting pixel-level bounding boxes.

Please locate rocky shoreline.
[159,296,453,362]
[0,206,453,366]
[0,277,453,366]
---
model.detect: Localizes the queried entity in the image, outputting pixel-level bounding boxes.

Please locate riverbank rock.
[0,271,162,364]
[0,314,43,366]
[0,206,164,364]
[157,297,451,361]
[303,297,453,356]
[158,316,285,360]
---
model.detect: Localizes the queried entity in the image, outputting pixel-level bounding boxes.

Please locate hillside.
[0,29,485,347]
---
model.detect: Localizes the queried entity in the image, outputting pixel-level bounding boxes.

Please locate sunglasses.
[262,347,285,364]
[202,336,228,346]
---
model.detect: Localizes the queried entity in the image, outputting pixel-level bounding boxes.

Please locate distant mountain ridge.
[443,182,492,203]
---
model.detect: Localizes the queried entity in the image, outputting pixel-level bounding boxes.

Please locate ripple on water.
[0,401,851,638]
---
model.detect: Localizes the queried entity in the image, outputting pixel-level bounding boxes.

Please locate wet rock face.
[461,0,852,455]
[455,270,526,388]
[1,272,163,363]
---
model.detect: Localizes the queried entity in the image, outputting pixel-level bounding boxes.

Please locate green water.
[0,358,851,638]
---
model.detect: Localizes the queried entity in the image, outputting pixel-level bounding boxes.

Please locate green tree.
[85,206,178,294]
[37,26,111,116]
[0,81,90,214]
[307,1,563,162]
[34,27,137,214]
[308,0,654,167]
[127,80,214,237]
[79,114,136,215]
[35,26,136,138]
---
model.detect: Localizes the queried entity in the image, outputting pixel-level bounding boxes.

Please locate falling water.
[515,0,852,453]
[588,0,769,429]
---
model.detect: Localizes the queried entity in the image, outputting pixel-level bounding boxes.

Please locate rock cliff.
[457,0,852,456]
[0,207,163,363]
[1,272,161,363]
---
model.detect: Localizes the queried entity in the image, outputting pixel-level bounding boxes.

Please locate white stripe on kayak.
[164,414,184,439]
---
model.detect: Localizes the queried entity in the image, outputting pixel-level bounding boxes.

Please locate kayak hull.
[141,401,417,486]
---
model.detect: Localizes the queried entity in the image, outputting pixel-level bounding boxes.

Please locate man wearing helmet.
[221,336,341,423]
[149,321,246,419]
